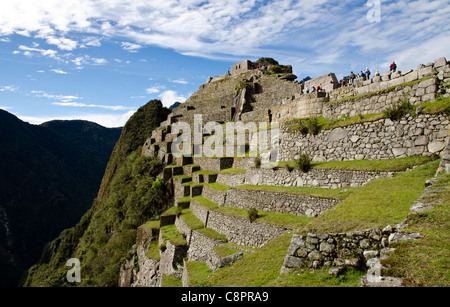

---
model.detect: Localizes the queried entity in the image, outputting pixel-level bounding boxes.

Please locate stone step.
[163,165,184,182]
[183,164,201,176]
[201,183,229,206]
[192,170,218,184]
[176,196,191,209]
[216,169,246,187]
[192,156,234,172]
[172,155,193,166]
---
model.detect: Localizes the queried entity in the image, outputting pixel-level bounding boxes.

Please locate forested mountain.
[0,110,122,286]
[24,100,171,287]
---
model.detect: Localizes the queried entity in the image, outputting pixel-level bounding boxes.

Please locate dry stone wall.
[281,227,393,271]
[244,167,395,189]
[224,188,338,217]
[190,198,286,247]
[279,113,449,162]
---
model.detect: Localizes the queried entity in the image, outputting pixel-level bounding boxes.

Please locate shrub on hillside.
[294,153,311,173]
[248,208,259,223]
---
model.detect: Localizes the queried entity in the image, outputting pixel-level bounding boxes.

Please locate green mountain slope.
[23,99,171,287]
[0,110,121,287]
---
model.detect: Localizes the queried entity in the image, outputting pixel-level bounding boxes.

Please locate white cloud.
[146,86,165,94]
[52,102,134,111]
[121,42,142,52]
[45,36,78,50]
[31,90,80,103]
[17,45,58,59]
[158,90,186,108]
[92,57,108,65]
[0,0,448,76]
[0,106,13,110]
[18,110,135,128]
[171,79,188,85]
[50,68,68,74]
[0,85,19,92]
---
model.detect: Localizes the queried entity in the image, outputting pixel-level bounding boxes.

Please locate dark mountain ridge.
[0,110,122,286]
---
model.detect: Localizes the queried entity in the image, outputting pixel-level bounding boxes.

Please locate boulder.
[279,73,298,81]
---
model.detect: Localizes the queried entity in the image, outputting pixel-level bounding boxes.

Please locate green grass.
[161,275,183,287]
[214,243,243,258]
[380,173,450,287]
[299,160,440,234]
[193,170,218,175]
[182,181,204,187]
[234,184,352,200]
[140,220,160,229]
[417,96,450,115]
[213,206,312,230]
[185,261,213,287]
[180,209,204,230]
[161,206,181,217]
[177,196,191,203]
[276,155,435,172]
[271,267,365,287]
[192,195,219,210]
[160,224,187,246]
[220,168,247,174]
[145,241,161,261]
[164,164,182,169]
[205,182,230,192]
[197,228,228,241]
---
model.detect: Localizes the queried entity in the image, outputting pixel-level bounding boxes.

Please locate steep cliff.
[24,100,171,287]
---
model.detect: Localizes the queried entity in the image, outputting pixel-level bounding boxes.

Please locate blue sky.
[0,0,449,127]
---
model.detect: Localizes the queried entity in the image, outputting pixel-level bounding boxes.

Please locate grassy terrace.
[192,195,312,230]
[234,184,352,200]
[191,159,442,287]
[140,220,160,229]
[299,159,440,234]
[273,155,437,172]
[219,168,247,174]
[160,224,187,246]
[145,241,161,261]
[284,95,449,133]
[381,172,450,287]
[205,182,230,192]
[180,208,204,230]
[161,275,182,287]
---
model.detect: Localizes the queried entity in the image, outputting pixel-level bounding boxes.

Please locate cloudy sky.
[0,0,449,127]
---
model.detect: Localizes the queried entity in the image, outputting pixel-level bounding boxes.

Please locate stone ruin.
[119,56,450,287]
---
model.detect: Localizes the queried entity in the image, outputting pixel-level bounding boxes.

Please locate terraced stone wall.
[190,199,286,247]
[224,188,338,217]
[279,113,449,162]
[244,167,395,188]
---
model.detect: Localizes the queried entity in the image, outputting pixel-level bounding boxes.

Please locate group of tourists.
[339,61,397,87]
[304,84,324,94]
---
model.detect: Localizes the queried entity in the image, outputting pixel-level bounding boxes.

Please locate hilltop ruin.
[120,56,450,287]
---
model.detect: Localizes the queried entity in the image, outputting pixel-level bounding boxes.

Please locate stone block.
[434,57,447,68]
[372,76,381,83]
[428,141,445,153]
[404,70,418,83]
[418,66,436,79]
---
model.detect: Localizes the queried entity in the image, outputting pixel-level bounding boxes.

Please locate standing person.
[390,61,397,72]
[349,71,355,85]
[365,67,371,79]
